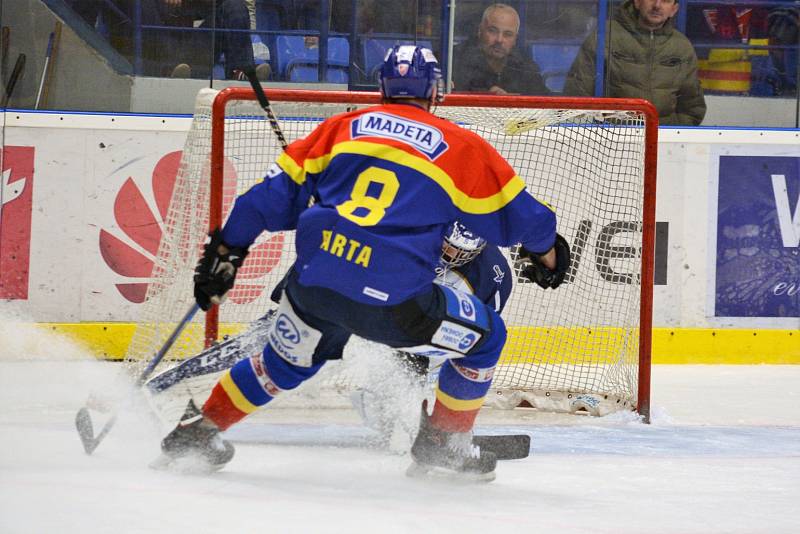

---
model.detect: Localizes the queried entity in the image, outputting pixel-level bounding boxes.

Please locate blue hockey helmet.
[379,45,442,101]
[441,222,487,267]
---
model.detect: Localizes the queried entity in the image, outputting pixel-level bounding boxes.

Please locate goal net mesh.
[128,88,652,420]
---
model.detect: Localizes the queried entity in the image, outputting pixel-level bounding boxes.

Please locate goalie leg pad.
[432,297,506,433]
[435,285,491,354]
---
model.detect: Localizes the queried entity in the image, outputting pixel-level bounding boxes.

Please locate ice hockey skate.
[150,399,234,473]
[406,401,497,483]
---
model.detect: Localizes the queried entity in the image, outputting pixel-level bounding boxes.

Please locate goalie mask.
[441,222,487,267]
[380,45,442,101]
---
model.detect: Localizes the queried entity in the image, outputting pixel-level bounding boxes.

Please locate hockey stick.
[35,31,54,109]
[243,67,288,150]
[75,303,200,455]
[473,434,531,460]
[1,53,25,108]
[35,21,61,110]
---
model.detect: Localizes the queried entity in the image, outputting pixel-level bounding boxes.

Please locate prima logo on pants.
[269,297,323,367]
[275,313,301,344]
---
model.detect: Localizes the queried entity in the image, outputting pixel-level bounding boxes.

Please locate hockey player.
[160,45,571,481]
[147,222,510,448]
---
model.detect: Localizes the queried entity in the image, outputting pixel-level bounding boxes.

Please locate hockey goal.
[128,87,658,422]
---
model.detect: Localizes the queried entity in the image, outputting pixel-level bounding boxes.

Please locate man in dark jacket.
[452,3,549,96]
[564,0,706,126]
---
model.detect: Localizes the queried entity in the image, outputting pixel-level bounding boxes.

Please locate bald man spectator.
[452,3,549,95]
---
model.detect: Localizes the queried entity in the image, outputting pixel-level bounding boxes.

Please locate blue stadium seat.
[289,64,348,83]
[362,39,433,82]
[275,35,349,82]
[529,41,581,93]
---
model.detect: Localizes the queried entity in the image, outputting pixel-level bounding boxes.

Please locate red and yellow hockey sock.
[203,346,324,430]
[203,354,285,430]
[429,360,496,432]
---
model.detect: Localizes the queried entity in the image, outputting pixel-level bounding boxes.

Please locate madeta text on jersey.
[320,229,372,267]
[351,112,448,159]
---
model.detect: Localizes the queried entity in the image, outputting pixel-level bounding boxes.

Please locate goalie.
[350,221,512,445]
[158,45,571,482]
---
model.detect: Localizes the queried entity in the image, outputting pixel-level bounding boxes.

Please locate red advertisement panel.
[0,146,34,299]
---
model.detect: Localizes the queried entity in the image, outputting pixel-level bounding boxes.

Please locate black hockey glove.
[517,233,571,289]
[193,229,249,311]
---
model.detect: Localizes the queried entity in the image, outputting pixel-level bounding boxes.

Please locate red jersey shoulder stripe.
[275,105,527,214]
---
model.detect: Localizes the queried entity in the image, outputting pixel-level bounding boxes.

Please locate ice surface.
[1,321,798,533]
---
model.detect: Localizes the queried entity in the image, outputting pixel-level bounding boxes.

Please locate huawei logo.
[99,151,284,303]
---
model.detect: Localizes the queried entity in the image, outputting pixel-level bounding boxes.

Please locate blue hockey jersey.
[222,102,555,305]
[437,246,512,313]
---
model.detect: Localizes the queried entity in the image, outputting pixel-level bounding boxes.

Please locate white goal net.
[128,88,657,424]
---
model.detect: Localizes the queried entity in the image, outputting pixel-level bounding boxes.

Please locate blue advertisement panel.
[715,156,799,318]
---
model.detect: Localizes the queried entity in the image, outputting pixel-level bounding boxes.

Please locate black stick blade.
[75,407,98,455]
[473,434,531,460]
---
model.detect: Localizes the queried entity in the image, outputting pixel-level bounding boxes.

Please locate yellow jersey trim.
[276,152,307,185]
[298,140,526,214]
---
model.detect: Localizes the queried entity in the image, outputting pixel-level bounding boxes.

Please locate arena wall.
[0,111,797,363]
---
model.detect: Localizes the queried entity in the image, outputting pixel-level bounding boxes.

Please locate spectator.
[358,0,440,38]
[564,0,706,126]
[451,3,549,95]
[767,4,799,96]
[66,0,148,63]
[67,0,129,40]
[290,0,354,34]
[141,0,265,80]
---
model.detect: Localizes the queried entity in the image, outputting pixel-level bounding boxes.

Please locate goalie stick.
[75,303,200,455]
[145,311,275,396]
[145,311,531,460]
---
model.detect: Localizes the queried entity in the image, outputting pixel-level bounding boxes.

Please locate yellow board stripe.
[35,323,800,364]
[37,322,137,359]
[650,328,799,364]
[295,140,526,214]
[504,326,799,365]
[219,371,259,414]
[435,388,486,411]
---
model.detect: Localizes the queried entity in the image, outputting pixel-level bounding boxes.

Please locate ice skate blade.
[149,452,227,475]
[405,461,496,484]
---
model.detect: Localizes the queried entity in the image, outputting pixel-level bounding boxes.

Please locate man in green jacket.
[564,0,706,126]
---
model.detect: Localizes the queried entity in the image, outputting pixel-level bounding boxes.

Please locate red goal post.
[132,87,658,422]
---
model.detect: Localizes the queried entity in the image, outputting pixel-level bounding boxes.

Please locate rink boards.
[0,111,797,363]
